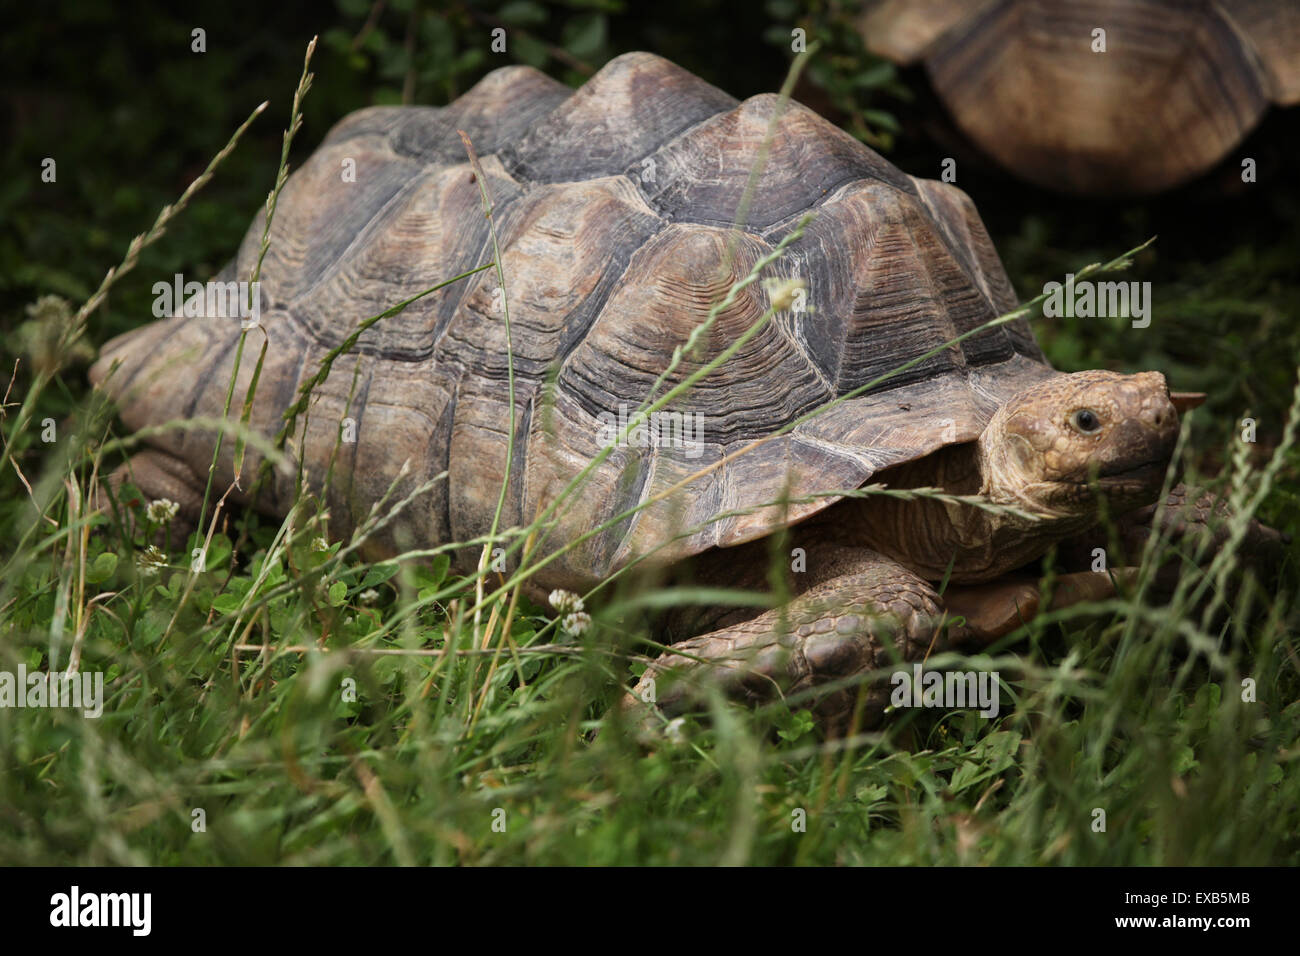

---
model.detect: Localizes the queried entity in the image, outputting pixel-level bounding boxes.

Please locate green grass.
[3,10,1300,867]
[1,478,1296,864]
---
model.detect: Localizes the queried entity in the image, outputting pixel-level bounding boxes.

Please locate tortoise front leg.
[1121,483,1286,566]
[618,553,1144,734]
[623,549,971,731]
[1059,483,1286,591]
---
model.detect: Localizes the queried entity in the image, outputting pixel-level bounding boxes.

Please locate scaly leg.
[1059,483,1286,595]
[1123,483,1286,565]
[624,547,969,731]
[619,546,1147,734]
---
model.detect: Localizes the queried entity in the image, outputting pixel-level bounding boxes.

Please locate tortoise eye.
[1070,409,1102,434]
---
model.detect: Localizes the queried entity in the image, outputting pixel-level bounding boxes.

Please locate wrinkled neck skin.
[819,439,1096,585]
[978,418,1076,520]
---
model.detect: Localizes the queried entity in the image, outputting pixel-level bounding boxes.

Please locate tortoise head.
[978,370,1179,518]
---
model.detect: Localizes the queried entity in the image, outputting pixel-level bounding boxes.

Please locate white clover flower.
[664,717,687,744]
[548,589,584,614]
[135,545,167,577]
[311,536,330,553]
[561,610,591,637]
[359,588,380,606]
[146,498,179,525]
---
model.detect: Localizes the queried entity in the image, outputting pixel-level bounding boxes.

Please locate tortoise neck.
[817,440,1095,584]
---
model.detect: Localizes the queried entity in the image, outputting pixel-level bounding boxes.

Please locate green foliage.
[323,0,619,103]
[763,0,909,149]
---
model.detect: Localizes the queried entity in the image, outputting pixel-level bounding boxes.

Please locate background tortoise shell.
[93,52,1056,589]
[859,0,1300,195]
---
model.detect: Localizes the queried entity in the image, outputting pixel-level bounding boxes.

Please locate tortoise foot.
[616,550,968,735]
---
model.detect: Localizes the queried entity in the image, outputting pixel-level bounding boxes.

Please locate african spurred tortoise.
[91,52,1276,727]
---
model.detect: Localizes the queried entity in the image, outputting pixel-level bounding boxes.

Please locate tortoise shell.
[92,52,1054,590]
[859,0,1300,195]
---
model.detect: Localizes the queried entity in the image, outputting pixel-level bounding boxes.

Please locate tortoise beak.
[1169,391,1207,414]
